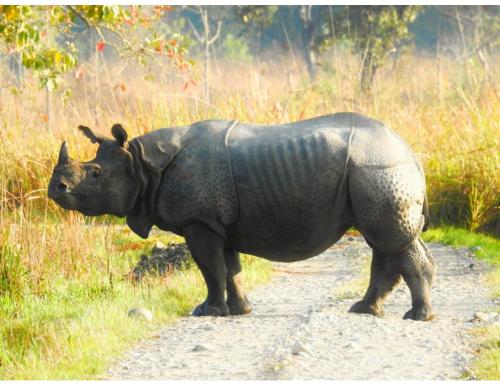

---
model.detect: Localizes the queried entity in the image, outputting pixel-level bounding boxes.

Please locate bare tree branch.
[184,5,202,15]
[208,19,222,45]
[65,5,90,28]
[187,18,203,42]
[457,30,500,60]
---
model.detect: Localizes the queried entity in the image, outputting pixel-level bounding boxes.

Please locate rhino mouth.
[51,191,77,205]
[68,191,86,198]
[52,194,101,216]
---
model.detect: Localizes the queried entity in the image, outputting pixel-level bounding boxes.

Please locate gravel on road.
[106,236,496,380]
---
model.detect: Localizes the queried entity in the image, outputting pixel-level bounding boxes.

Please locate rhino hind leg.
[351,240,436,321]
[348,164,436,321]
[399,238,436,321]
[224,250,252,315]
[349,249,401,316]
[183,224,230,317]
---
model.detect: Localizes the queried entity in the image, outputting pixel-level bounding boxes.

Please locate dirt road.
[106,236,496,380]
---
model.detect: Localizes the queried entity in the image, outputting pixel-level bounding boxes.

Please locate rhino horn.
[58,141,70,165]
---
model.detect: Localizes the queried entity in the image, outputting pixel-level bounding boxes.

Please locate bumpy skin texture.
[48,113,436,321]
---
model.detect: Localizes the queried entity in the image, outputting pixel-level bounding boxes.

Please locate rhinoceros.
[48,112,436,321]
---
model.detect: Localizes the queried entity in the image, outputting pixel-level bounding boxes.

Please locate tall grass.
[0,233,271,378]
[1,50,498,232]
[1,50,498,294]
[0,50,498,377]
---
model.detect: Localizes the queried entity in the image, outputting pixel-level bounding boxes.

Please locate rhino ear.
[111,124,128,147]
[78,125,106,144]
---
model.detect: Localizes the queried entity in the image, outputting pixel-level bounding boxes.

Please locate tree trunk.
[8,53,24,87]
[303,27,316,80]
[455,7,472,88]
[188,6,222,105]
[204,39,210,105]
[202,9,210,105]
[300,5,320,81]
[45,86,51,132]
[473,7,490,78]
[45,7,51,131]
[94,38,99,125]
[360,51,377,93]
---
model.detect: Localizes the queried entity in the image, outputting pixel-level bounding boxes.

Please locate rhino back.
[226,115,355,260]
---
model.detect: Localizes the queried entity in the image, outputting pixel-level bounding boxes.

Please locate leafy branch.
[0,5,189,90]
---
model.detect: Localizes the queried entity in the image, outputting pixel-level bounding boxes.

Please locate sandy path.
[106,236,495,380]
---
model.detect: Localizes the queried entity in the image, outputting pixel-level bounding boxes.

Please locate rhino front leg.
[183,224,230,317]
[224,250,252,315]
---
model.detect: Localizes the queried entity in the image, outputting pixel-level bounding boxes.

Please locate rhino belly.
[226,130,352,261]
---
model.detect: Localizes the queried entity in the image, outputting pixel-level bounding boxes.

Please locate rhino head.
[48,124,139,218]
[48,123,189,238]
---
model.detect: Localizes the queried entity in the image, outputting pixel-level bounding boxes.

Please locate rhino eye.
[89,166,101,178]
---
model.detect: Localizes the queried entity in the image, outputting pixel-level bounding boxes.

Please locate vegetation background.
[0,4,498,379]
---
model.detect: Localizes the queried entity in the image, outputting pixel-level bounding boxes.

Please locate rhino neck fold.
[125,140,161,239]
[125,128,197,238]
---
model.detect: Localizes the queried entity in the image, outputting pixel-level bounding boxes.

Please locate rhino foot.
[227,295,252,315]
[349,300,384,316]
[192,301,229,317]
[403,306,434,321]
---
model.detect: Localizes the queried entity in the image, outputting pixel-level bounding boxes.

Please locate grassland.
[423,226,500,267]
[422,226,500,380]
[468,325,500,380]
[422,225,500,300]
[0,49,498,378]
[0,227,271,379]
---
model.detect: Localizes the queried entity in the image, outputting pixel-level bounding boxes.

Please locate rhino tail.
[422,192,430,232]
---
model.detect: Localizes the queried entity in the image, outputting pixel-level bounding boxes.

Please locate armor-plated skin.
[48,112,436,321]
[226,116,354,261]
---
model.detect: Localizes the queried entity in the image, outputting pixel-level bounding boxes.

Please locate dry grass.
[468,325,500,380]
[2,49,499,294]
[0,49,498,378]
